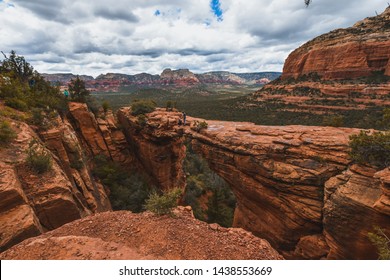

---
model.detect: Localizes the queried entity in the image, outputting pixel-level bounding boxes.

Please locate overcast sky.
[0,0,388,77]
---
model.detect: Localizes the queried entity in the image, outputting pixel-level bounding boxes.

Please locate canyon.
[1,101,389,259]
[116,108,390,259]
[1,7,389,260]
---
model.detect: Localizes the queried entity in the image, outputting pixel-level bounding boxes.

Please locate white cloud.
[0,0,388,76]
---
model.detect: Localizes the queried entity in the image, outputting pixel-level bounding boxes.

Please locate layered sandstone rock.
[117,108,186,190]
[67,103,131,163]
[0,120,104,251]
[323,165,390,259]
[160,68,200,86]
[117,109,390,259]
[39,116,111,212]
[283,7,390,80]
[249,7,390,116]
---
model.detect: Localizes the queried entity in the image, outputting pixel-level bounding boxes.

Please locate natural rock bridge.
[118,108,390,259]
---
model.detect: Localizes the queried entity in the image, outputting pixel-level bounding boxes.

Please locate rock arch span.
[117,108,390,259]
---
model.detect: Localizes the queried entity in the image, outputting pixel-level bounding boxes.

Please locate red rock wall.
[0,121,105,251]
[117,108,186,191]
[283,41,390,80]
[117,110,390,259]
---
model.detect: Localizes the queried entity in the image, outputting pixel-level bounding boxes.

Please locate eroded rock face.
[282,7,390,80]
[39,116,111,213]
[67,102,131,165]
[117,109,390,259]
[324,165,390,259]
[117,108,186,190]
[0,162,43,251]
[0,121,102,251]
[248,7,390,116]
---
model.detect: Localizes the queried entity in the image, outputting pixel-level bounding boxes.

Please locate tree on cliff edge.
[68,76,90,103]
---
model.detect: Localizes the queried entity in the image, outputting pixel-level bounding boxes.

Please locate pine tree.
[68,76,90,103]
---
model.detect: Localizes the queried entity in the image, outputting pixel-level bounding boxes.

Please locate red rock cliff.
[282,7,390,80]
[117,108,186,191]
[0,119,109,251]
[250,7,390,116]
[0,103,118,251]
[117,109,390,259]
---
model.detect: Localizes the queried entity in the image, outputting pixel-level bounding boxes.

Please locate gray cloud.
[94,7,139,22]
[1,0,389,77]
[12,0,71,23]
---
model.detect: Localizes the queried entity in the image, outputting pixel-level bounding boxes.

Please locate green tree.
[382,108,390,129]
[144,188,182,216]
[130,99,156,116]
[102,100,110,113]
[92,155,152,212]
[69,76,90,102]
[368,227,390,260]
[0,51,66,113]
[0,50,33,83]
[207,187,234,227]
[349,130,390,168]
[0,120,17,146]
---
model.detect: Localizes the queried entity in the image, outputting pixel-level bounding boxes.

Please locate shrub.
[69,152,84,170]
[166,100,176,111]
[26,140,52,174]
[30,108,45,126]
[102,100,110,113]
[322,115,344,127]
[144,188,182,215]
[92,155,152,212]
[5,97,28,111]
[192,120,208,132]
[0,120,17,146]
[349,130,390,168]
[368,227,390,260]
[131,99,156,116]
[137,114,147,127]
[382,108,390,129]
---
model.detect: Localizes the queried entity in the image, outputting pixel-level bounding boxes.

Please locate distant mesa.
[42,69,282,92]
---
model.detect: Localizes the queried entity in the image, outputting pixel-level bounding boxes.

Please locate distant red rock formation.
[282,7,390,80]
[250,7,390,115]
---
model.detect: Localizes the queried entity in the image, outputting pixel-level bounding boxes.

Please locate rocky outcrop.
[117,108,186,191]
[282,7,390,80]
[323,165,390,259]
[39,116,111,213]
[0,120,108,251]
[67,102,132,165]
[0,208,283,260]
[160,68,200,86]
[248,7,390,117]
[117,109,390,259]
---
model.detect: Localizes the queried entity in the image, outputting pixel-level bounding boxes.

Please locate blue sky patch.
[210,0,223,21]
